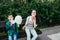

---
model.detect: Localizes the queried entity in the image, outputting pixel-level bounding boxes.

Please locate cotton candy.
[15,15,22,27]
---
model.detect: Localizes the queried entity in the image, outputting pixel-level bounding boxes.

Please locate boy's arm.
[6,22,11,30]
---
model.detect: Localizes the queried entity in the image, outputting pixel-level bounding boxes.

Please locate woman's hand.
[22,26,26,30]
[34,24,37,28]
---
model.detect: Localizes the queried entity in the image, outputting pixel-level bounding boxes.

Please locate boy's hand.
[10,20,15,26]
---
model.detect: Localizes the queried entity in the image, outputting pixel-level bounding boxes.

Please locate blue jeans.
[8,33,18,40]
[25,27,38,40]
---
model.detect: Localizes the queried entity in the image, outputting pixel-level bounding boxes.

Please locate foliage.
[0,0,60,26]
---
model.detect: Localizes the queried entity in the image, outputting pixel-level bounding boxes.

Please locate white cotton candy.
[15,15,22,27]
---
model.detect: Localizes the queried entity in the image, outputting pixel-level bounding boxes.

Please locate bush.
[0,0,60,27]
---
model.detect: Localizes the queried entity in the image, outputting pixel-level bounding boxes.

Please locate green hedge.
[0,0,60,26]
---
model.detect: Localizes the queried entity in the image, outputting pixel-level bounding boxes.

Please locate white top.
[25,16,34,27]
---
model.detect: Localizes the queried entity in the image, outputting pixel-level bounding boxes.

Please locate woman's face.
[31,10,36,17]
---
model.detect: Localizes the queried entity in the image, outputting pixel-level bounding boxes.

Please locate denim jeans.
[25,27,38,40]
[8,33,18,40]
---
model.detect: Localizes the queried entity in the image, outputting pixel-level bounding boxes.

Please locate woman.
[23,10,38,40]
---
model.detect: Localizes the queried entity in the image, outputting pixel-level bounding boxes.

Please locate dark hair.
[32,9,36,11]
[8,13,13,17]
[31,9,37,13]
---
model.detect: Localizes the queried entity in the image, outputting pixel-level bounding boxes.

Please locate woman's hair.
[32,10,36,12]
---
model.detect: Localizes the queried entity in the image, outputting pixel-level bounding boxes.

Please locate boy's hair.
[8,13,13,17]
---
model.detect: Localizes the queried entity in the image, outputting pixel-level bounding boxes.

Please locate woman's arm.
[33,18,37,28]
[22,17,29,29]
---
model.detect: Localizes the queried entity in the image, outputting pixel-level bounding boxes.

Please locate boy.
[6,14,18,40]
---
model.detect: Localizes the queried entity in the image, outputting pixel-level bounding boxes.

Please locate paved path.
[19,26,60,40]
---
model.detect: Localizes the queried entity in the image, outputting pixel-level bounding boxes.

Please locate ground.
[19,26,60,40]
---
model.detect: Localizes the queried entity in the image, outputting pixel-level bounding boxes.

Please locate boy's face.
[8,15,13,21]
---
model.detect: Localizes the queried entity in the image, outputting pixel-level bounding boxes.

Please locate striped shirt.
[25,16,34,27]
